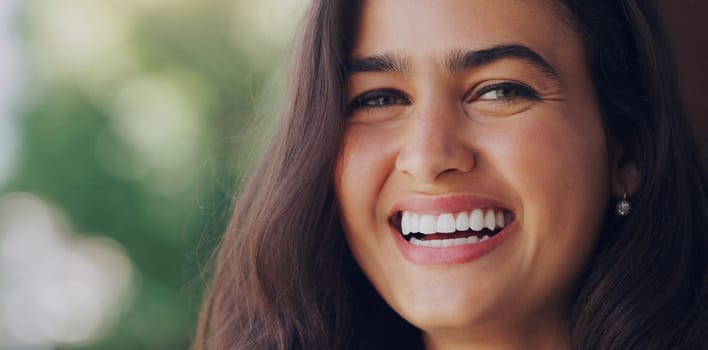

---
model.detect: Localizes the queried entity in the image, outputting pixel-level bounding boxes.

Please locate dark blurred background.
[663,0,708,162]
[0,1,705,349]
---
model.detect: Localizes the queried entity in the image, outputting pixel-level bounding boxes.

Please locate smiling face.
[334,0,611,347]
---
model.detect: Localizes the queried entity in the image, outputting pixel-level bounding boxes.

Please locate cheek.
[334,125,397,232]
[490,108,610,288]
[493,102,608,200]
[334,125,403,289]
[508,116,608,201]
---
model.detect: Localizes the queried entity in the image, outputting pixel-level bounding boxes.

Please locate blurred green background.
[0,0,305,349]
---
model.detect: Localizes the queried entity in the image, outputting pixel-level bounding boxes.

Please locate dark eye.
[348,89,409,112]
[471,82,540,102]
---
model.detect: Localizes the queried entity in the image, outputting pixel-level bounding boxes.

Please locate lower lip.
[392,222,515,265]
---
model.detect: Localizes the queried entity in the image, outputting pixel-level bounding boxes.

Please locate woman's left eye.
[470,82,540,103]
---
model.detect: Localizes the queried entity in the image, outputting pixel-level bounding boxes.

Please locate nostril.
[394,141,476,182]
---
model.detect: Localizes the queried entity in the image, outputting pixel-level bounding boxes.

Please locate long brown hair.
[562,1,708,348]
[195,1,363,349]
[196,1,708,349]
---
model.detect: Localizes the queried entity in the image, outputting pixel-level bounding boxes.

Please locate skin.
[334,1,630,349]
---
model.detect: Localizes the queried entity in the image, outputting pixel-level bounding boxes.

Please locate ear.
[611,146,641,199]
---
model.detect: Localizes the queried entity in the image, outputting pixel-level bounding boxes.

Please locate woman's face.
[335,0,610,345]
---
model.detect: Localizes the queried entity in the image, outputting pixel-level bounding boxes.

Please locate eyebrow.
[348,53,411,74]
[347,44,559,79]
[445,44,558,78]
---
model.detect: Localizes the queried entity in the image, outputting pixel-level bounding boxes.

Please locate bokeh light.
[1,0,305,348]
[107,73,204,195]
[0,193,134,349]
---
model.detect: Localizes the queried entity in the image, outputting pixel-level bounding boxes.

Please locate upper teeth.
[401,208,508,235]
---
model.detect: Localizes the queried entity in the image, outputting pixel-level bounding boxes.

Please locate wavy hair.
[561,1,708,348]
[195,1,708,349]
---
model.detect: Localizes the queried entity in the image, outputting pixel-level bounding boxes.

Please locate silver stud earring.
[616,192,631,216]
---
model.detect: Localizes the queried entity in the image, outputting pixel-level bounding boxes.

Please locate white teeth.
[496,210,505,228]
[399,208,513,238]
[469,209,484,231]
[410,237,432,247]
[455,212,470,231]
[420,214,437,234]
[401,211,411,234]
[408,235,489,247]
[436,213,456,233]
[410,213,420,233]
[484,209,496,231]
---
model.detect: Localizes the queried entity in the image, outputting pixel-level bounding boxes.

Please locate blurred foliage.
[2,0,304,349]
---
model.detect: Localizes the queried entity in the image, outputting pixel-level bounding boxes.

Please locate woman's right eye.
[348,90,409,112]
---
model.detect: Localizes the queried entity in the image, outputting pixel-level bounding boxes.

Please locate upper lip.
[388,194,516,219]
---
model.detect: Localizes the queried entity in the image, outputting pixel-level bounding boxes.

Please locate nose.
[395,104,476,183]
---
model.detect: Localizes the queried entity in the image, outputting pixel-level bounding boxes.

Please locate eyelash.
[347,82,540,113]
[469,82,540,103]
[347,89,410,112]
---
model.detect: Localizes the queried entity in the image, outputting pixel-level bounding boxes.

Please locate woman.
[196,1,708,349]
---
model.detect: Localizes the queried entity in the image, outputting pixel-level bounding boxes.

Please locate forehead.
[351,0,580,73]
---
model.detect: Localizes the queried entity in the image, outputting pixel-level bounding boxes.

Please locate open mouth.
[390,208,515,247]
